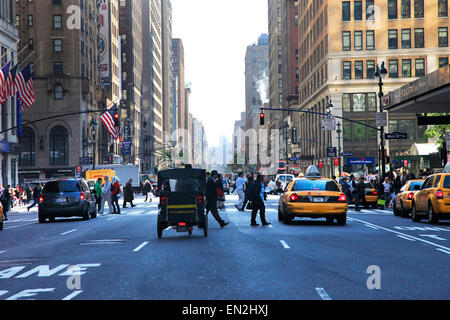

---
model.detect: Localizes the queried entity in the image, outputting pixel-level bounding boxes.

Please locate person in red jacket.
[111,177,121,214]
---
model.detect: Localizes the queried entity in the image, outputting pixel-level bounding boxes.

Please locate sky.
[171,0,268,148]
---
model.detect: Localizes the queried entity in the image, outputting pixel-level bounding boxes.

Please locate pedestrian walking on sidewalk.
[248,174,271,226]
[205,170,229,228]
[1,186,10,220]
[93,178,103,212]
[242,175,254,211]
[99,175,113,215]
[27,185,39,212]
[355,177,366,211]
[123,178,136,208]
[234,172,247,211]
[111,177,121,214]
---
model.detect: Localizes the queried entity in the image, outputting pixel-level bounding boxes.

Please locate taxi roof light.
[305,165,321,178]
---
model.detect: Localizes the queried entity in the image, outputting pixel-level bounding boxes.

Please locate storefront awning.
[383,64,450,113]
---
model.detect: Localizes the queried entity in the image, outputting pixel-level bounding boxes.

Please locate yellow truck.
[85,169,116,188]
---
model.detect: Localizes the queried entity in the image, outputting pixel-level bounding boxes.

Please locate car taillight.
[372,191,377,195]
[436,190,444,199]
[197,196,203,204]
[39,196,44,203]
[80,192,85,200]
[407,192,414,200]
[161,197,166,205]
[290,194,299,202]
[338,194,347,202]
[178,222,186,226]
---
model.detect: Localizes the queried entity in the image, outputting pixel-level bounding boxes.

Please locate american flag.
[5,64,17,97]
[0,61,10,103]
[15,63,35,110]
[100,104,119,140]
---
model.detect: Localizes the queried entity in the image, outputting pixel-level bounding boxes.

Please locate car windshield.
[364,182,373,189]
[292,179,340,192]
[43,180,81,193]
[408,181,424,191]
[161,178,201,192]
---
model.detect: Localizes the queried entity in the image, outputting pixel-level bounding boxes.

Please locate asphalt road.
[0,194,449,300]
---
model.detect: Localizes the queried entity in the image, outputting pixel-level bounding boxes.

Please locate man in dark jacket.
[205,170,229,228]
[1,186,11,220]
[248,174,271,226]
[355,177,366,211]
[27,185,40,212]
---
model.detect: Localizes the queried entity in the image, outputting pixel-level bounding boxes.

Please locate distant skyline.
[171,0,268,147]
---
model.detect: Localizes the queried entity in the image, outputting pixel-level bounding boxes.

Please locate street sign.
[289,157,300,161]
[292,127,297,144]
[346,157,376,165]
[321,116,336,131]
[385,132,408,140]
[341,152,353,157]
[446,132,450,150]
[79,156,93,165]
[376,112,387,127]
[327,147,337,157]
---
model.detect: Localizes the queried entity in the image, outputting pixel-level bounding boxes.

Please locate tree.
[424,114,450,149]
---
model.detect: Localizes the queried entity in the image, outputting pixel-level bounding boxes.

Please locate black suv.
[38,178,97,223]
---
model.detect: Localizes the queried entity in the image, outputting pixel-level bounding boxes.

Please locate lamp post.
[326,101,334,177]
[375,61,388,179]
[90,118,98,170]
[336,122,342,177]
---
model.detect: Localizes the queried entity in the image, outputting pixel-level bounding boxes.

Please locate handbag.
[377,199,386,206]
[216,188,225,198]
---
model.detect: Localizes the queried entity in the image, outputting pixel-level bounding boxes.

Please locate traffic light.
[114,113,120,126]
[260,112,265,125]
[319,160,323,168]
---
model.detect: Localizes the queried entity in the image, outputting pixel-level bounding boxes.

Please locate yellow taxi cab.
[278,165,348,225]
[411,173,450,224]
[393,179,424,218]
[0,201,3,231]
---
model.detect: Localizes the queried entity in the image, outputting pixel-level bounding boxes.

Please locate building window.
[354,31,363,50]
[353,93,366,112]
[415,58,425,77]
[439,27,448,47]
[402,59,412,77]
[438,0,448,17]
[278,93,283,104]
[367,93,377,111]
[343,61,352,80]
[366,0,375,20]
[278,78,282,88]
[366,30,375,50]
[388,29,398,49]
[53,62,63,76]
[388,0,398,19]
[342,93,351,112]
[15,15,19,27]
[27,15,33,26]
[53,39,63,52]
[19,127,35,167]
[354,1,363,20]
[49,126,69,166]
[414,28,424,48]
[401,29,411,48]
[366,60,375,79]
[389,60,399,78]
[355,61,363,79]
[342,1,351,21]
[414,0,424,18]
[54,84,63,100]
[401,0,411,18]
[342,31,351,51]
[28,39,34,49]
[439,57,449,68]
[353,123,367,141]
[368,121,378,140]
[343,121,352,141]
[53,15,62,29]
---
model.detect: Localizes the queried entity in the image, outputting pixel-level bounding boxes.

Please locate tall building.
[161,0,173,145]
[17,0,101,182]
[295,0,450,176]
[0,0,20,186]
[119,0,143,168]
[171,38,186,154]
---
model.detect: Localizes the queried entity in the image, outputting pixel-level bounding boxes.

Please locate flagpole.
[0,39,20,61]
[18,50,37,69]
[0,46,28,69]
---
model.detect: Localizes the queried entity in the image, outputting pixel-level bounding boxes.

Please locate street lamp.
[375,61,388,179]
[326,101,334,177]
[90,118,98,170]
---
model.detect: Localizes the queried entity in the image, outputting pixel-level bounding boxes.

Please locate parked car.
[276,174,295,191]
[393,179,424,217]
[411,173,450,224]
[38,178,97,223]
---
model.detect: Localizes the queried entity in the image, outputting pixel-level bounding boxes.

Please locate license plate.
[55,198,67,204]
[313,197,324,203]
[176,226,188,233]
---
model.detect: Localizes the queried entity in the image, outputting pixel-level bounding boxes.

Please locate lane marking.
[0,251,5,254]
[436,248,450,255]
[62,290,83,300]
[107,217,116,221]
[133,241,149,252]
[60,229,77,236]
[364,225,380,230]
[280,240,290,249]
[350,217,450,252]
[396,235,416,241]
[419,234,446,241]
[0,290,8,297]
[315,287,332,300]
[4,222,37,230]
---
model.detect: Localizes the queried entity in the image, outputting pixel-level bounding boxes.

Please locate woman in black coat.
[123,179,136,208]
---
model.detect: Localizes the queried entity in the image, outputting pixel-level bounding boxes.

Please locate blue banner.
[16,93,22,137]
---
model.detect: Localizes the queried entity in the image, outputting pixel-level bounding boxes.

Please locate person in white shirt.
[383,177,392,208]
[99,175,114,215]
[234,172,248,211]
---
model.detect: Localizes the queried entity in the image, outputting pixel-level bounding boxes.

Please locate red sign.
[404,160,408,167]
[319,160,323,168]
[334,158,339,166]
